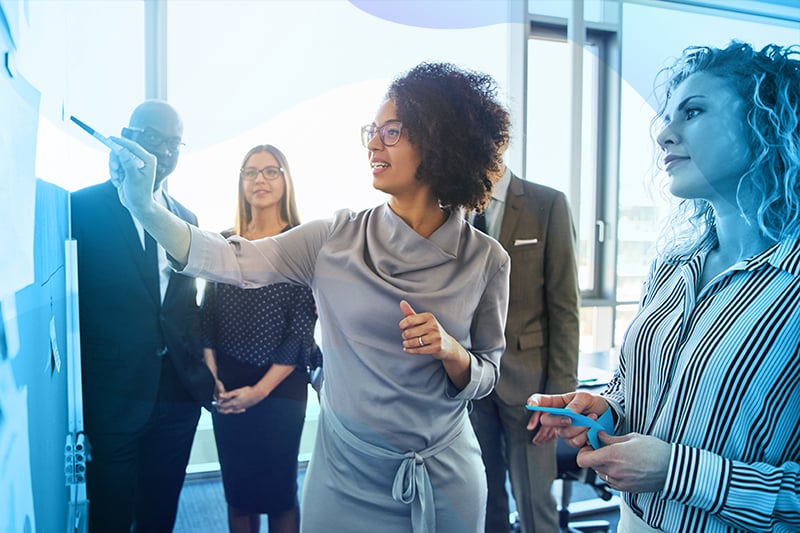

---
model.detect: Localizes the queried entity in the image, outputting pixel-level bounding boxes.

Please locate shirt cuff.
[445,353,494,400]
[599,394,625,433]
[662,443,729,514]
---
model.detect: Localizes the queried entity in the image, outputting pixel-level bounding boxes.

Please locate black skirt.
[213,355,309,513]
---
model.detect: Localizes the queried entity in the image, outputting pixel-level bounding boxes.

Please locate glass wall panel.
[526,38,600,295]
[580,305,616,354]
[19,0,145,191]
[529,0,618,25]
[166,0,516,232]
[616,2,800,335]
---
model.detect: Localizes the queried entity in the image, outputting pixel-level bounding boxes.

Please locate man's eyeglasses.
[361,120,403,148]
[240,166,284,181]
[123,126,185,153]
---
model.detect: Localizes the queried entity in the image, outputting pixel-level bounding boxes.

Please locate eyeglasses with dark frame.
[123,126,185,153]
[240,166,284,181]
[360,120,403,148]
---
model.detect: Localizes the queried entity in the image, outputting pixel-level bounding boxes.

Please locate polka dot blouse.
[201,280,320,369]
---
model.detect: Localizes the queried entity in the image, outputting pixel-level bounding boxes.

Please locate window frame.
[527,15,622,352]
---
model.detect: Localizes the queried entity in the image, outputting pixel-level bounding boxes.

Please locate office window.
[21,0,145,192]
[527,26,615,353]
[529,0,617,24]
[617,2,800,310]
[527,0,798,354]
[165,0,515,231]
[527,35,602,296]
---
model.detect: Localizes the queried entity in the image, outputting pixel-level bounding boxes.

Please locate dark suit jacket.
[494,173,580,405]
[71,181,213,433]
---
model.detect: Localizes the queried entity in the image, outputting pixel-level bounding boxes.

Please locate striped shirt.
[603,238,800,532]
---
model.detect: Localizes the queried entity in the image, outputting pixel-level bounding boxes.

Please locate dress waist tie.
[322,406,463,533]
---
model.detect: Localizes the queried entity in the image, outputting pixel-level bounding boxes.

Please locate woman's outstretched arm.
[108,135,192,265]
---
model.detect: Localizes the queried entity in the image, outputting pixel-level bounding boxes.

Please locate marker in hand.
[70,115,145,169]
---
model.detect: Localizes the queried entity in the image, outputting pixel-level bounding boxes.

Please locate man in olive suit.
[470,160,580,533]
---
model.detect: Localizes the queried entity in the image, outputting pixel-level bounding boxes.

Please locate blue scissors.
[526,405,615,449]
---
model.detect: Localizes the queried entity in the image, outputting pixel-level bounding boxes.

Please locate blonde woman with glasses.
[201,145,321,533]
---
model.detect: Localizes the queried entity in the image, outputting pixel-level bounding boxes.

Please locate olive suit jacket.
[71,180,214,434]
[494,173,580,404]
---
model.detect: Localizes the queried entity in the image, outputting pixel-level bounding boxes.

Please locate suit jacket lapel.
[498,173,525,247]
[102,181,161,308]
[161,192,189,302]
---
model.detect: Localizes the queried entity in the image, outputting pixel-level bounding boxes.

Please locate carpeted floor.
[174,473,233,532]
[173,466,620,532]
[175,468,307,532]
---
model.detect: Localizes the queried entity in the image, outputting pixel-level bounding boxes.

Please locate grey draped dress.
[181,203,510,532]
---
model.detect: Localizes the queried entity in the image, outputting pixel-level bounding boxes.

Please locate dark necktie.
[473,211,487,234]
[144,231,160,305]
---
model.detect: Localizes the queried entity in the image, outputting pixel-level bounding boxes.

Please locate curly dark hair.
[652,41,800,256]
[386,62,510,211]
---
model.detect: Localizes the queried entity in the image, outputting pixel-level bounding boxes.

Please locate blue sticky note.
[526,405,615,449]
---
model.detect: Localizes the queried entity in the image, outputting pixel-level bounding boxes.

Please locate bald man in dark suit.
[71,100,214,533]
[470,164,580,533]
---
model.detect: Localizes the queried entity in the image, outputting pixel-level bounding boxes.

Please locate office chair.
[556,439,614,533]
[506,440,615,533]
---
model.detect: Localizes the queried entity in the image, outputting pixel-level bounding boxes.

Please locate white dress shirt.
[473,167,510,240]
[130,187,169,302]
